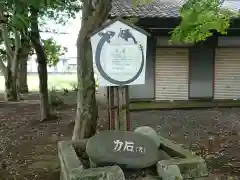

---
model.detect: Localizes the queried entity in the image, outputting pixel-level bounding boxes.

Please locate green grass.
[0,74,77,92]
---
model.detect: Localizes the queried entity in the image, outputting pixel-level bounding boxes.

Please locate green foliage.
[42,37,67,67]
[40,1,81,25]
[0,0,81,38]
[0,0,72,69]
[171,0,237,43]
[130,0,236,44]
[0,1,29,35]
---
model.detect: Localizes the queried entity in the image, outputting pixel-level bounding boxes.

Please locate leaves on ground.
[1,92,240,179]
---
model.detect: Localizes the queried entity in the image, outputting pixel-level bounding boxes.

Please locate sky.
[223,0,240,11]
[40,12,82,59]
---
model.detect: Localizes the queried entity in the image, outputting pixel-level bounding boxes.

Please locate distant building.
[110,0,240,101]
[27,55,77,73]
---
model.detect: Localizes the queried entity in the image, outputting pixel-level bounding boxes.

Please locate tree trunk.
[19,54,28,94]
[3,47,21,101]
[18,38,30,94]
[30,7,51,121]
[72,0,112,140]
[4,58,20,101]
[0,12,21,101]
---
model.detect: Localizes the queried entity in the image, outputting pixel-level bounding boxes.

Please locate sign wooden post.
[107,86,130,130]
[90,18,149,131]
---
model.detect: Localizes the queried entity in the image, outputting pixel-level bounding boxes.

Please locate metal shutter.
[155,48,189,100]
[214,48,240,99]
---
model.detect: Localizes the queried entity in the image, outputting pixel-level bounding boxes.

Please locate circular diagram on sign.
[95,28,144,85]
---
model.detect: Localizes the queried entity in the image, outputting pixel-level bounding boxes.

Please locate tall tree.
[72,0,110,140]
[0,5,24,101]
[0,1,38,100]
[30,0,80,120]
[29,1,79,120]
[30,6,52,120]
[72,0,152,140]
[0,0,80,118]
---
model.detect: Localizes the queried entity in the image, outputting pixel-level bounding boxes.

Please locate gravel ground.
[131,108,240,177]
[1,92,240,179]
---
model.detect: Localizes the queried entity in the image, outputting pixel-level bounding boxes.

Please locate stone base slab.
[134,126,208,179]
[58,140,125,180]
[157,158,208,179]
[58,129,208,180]
[71,166,125,180]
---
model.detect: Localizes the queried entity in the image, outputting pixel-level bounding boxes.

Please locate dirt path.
[1,96,240,179]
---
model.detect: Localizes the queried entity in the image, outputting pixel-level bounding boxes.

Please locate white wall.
[27,55,77,73]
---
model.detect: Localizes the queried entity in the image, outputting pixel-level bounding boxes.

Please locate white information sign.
[90,19,147,87]
[106,44,142,81]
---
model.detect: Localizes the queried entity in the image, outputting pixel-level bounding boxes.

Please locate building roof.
[110,0,240,18]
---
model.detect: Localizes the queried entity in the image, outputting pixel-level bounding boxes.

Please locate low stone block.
[59,140,125,180]
[71,165,125,180]
[159,136,194,158]
[157,164,183,180]
[58,141,84,180]
[157,157,208,179]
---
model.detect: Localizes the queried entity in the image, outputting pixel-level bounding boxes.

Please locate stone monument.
[86,130,160,169]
